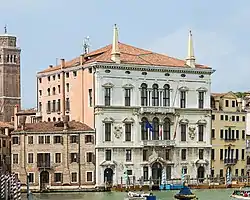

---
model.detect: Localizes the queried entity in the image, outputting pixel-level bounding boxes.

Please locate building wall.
[211,93,246,178]
[11,130,95,190]
[37,63,94,128]
[94,65,213,186]
[0,128,12,173]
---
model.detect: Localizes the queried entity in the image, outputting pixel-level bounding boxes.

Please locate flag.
[173,129,177,140]
[145,121,153,139]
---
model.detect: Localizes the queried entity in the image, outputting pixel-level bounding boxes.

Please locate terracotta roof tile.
[38,42,210,74]
[0,121,14,129]
[13,121,93,133]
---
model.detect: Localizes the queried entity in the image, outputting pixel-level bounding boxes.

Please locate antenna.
[83,36,90,54]
[4,24,7,34]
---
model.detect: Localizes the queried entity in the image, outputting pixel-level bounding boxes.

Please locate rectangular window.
[12,136,19,145]
[105,123,111,141]
[241,169,245,176]
[54,173,62,182]
[28,153,33,163]
[70,135,78,143]
[89,89,93,107]
[85,135,94,144]
[198,125,204,141]
[180,91,186,108]
[71,172,77,182]
[104,88,111,106]
[55,153,61,163]
[86,152,93,162]
[199,149,204,160]
[242,130,245,139]
[220,149,223,160]
[232,100,235,107]
[73,71,77,77]
[54,136,63,144]
[180,124,186,141]
[181,149,186,160]
[125,123,132,141]
[28,136,33,144]
[165,149,170,160]
[225,100,229,107]
[13,154,18,164]
[198,91,204,109]
[125,89,131,106]
[105,150,111,161]
[219,169,223,177]
[86,172,93,182]
[45,136,50,144]
[28,173,34,183]
[143,166,148,181]
[220,129,223,139]
[47,101,51,112]
[212,115,215,120]
[70,153,78,163]
[58,85,61,93]
[220,115,224,120]
[211,149,215,160]
[236,149,239,160]
[143,149,148,161]
[242,149,245,160]
[126,150,132,161]
[38,136,44,144]
[57,99,61,112]
[52,100,56,112]
[211,129,215,139]
[66,98,70,111]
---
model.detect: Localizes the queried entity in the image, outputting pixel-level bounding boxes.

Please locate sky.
[1,0,250,108]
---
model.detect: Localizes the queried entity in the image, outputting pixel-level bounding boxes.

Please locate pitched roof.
[0,121,14,129]
[13,121,93,133]
[38,42,210,74]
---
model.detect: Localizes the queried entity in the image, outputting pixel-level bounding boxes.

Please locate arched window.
[152,117,159,140]
[163,84,170,106]
[53,117,56,122]
[152,84,159,106]
[52,87,56,95]
[47,88,50,96]
[247,156,250,165]
[141,117,148,140]
[141,83,148,106]
[48,118,51,122]
[163,118,171,140]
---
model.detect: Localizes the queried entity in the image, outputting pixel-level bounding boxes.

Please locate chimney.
[63,115,69,130]
[14,104,19,130]
[61,59,66,117]
[80,54,84,65]
[49,65,53,68]
[19,116,27,130]
[237,98,243,112]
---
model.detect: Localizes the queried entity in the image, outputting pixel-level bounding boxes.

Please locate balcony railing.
[224,138,236,141]
[139,107,175,114]
[141,140,176,147]
[37,161,51,168]
[224,158,237,165]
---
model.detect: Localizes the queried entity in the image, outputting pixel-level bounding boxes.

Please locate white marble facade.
[94,63,214,187]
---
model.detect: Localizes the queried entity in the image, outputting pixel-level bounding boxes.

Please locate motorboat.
[126,191,153,200]
[231,190,250,199]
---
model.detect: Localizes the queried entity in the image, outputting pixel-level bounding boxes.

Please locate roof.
[13,120,93,133]
[0,121,14,129]
[38,42,210,74]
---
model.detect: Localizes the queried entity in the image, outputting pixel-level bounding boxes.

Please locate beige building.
[211,92,246,181]
[0,121,13,173]
[11,119,95,191]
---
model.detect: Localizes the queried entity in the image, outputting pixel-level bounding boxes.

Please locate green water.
[22,189,235,200]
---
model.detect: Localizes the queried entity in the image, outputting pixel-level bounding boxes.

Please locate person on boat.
[244,192,248,197]
[178,182,192,195]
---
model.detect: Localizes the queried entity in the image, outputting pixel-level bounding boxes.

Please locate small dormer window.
[225,100,229,107]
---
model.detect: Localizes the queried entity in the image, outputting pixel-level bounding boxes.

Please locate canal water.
[22,189,235,200]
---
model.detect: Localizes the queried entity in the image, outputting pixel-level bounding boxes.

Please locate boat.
[230,190,250,199]
[174,182,198,200]
[126,191,154,200]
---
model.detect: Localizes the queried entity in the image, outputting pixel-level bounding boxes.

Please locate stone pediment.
[179,118,189,124]
[197,119,207,125]
[122,83,134,89]
[178,86,189,91]
[102,117,114,123]
[195,159,209,166]
[196,87,208,92]
[221,91,237,99]
[102,82,114,88]
[100,160,117,167]
[122,117,135,123]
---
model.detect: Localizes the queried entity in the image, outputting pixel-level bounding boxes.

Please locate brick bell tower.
[0,26,21,122]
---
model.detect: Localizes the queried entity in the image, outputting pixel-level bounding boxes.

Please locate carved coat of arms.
[188,126,196,140]
[114,125,122,138]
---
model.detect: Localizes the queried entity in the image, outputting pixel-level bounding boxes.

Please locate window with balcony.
[180,124,186,141]
[163,84,170,106]
[163,118,171,140]
[181,149,186,160]
[198,125,204,141]
[152,117,159,140]
[126,150,132,161]
[152,84,159,106]
[37,153,50,168]
[28,153,33,163]
[180,91,186,108]
[70,153,78,163]
[141,117,148,140]
[140,83,147,106]
[105,150,111,161]
[198,91,204,109]
[125,123,132,141]
[125,88,131,106]
[105,123,111,141]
